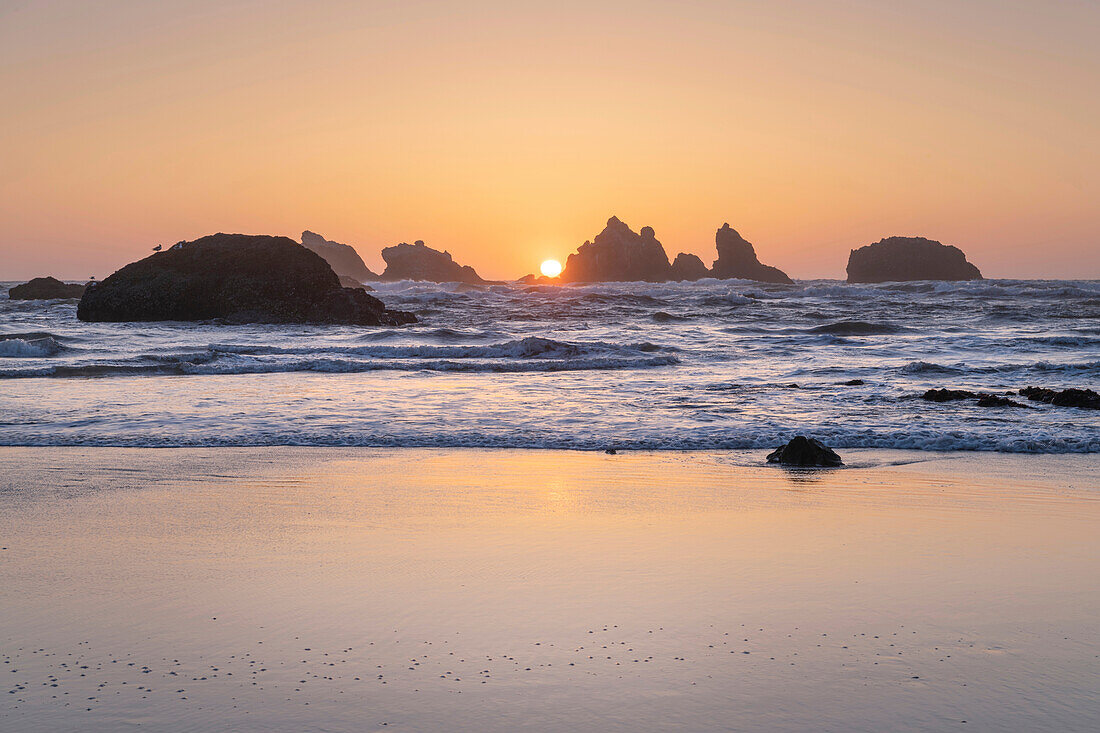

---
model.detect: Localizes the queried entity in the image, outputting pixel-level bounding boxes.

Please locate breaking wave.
[0,333,68,358]
[1,425,1096,453]
[0,337,680,378]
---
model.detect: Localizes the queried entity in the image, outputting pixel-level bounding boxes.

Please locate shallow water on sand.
[1,448,1097,731]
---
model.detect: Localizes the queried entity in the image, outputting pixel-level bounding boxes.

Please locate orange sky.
[1,0,1098,281]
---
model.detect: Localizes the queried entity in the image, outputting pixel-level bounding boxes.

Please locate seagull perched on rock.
[152,244,162,252]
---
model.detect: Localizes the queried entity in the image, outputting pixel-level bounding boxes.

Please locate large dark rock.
[8,277,86,300]
[846,236,982,283]
[670,253,709,281]
[766,436,843,467]
[77,233,415,325]
[710,224,792,284]
[560,217,672,283]
[380,240,484,283]
[301,230,380,282]
[1020,386,1100,409]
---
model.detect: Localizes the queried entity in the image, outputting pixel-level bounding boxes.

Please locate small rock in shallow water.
[8,276,86,300]
[766,436,842,467]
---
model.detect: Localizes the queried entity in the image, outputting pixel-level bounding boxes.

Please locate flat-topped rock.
[560,217,672,283]
[77,233,414,325]
[301,230,380,282]
[710,224,792,284]
[847,236,982,283]
[380,240,484,283]
[8,277,87,300]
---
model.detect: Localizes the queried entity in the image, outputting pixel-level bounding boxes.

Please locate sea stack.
[559,217,672,283]
[8,276,87,300]
[710,224,792,284]
[380,241,485,283]
[846,236,982,283]
[77,233,415,325]
[301,230,380,282]
[669,253,709,281]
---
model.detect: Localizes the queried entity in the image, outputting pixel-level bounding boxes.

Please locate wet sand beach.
[1,448,1098,731]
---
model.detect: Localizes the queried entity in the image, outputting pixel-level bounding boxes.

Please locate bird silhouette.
[152,244,163,252]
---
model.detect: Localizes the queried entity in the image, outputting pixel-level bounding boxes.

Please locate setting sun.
[540,259,563,278]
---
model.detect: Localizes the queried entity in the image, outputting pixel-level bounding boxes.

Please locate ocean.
[1,278,1098,452]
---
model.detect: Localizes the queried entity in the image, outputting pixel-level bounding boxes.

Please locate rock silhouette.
[77,233,415,325]
[338,275,375,291]
[766,436,843,466]
[560,218,672,283]
[518,273,559,285]
[8,277,86,300]
[553,218,791,284]
[381,241,485,283]
[301,231,380,282]
[710,224,792,284]
[847,237,982,283]
[670,253,709,281]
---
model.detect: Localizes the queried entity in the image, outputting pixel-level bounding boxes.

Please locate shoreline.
[2,447,1098,731]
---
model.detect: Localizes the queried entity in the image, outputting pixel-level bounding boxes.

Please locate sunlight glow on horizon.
[540,259,563,278]
[0,0,1098,281]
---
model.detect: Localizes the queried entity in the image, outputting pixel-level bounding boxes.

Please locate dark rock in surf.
[975,394,1025,408]
[840,379,865,386]
[921,389,978,402]
[670,253,709,281]
[921,389,1026,408]
[560,217,673,283]
[1020,386,1100,409]
[710,224,792,284]
[8,277,86,300]
[381,240,485,283]
[77,233,415,325]
[846,236,982,283]
[301,230,381,282]
[766,436,842,467]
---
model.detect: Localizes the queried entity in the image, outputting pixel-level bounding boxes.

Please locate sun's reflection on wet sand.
[0,447,1097,731]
